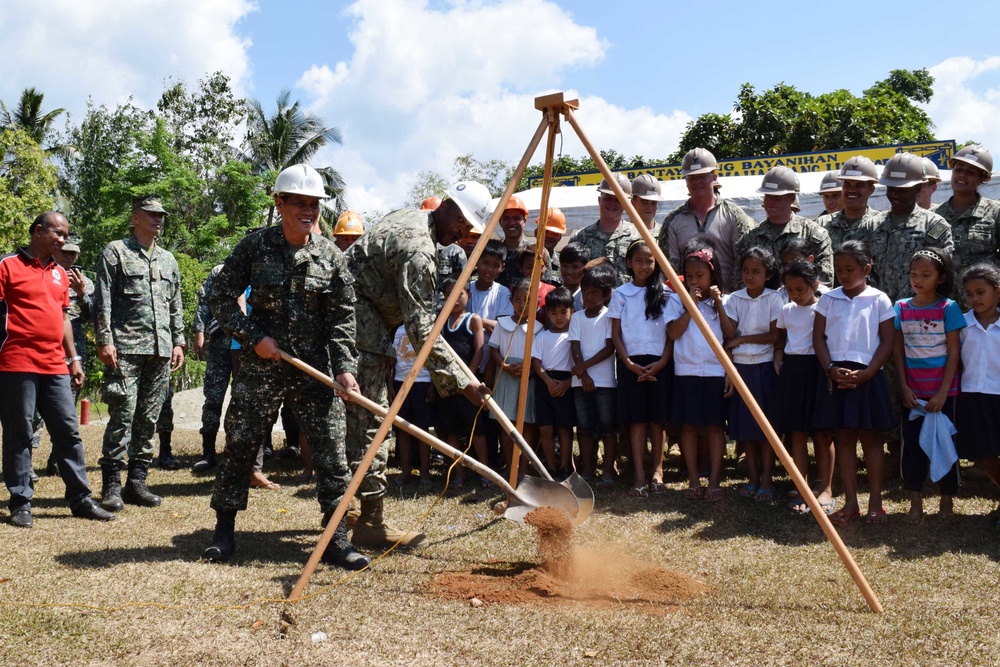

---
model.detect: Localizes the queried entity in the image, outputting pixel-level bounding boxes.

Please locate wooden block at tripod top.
[534,92,579,113]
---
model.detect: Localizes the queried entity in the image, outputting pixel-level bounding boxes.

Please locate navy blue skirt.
[616,355,671,426]
[728,362,776,441]
[956,392,1000,459]
[812,361,894,432]
[671,375,727,427]
[770,354,828,433]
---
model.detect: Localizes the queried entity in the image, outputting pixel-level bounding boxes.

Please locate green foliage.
[406,170,449,208]
[514,150,659,192]
[0,128,57,250]
[0,87,66,146]
[671,68,936,161]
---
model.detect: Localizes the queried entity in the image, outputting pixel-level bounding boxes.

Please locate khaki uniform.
[737,214,834,286]
[659,198,756,292]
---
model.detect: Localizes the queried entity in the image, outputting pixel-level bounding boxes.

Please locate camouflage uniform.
[737,214,834,286]
[933,194,1000,276]
[345,208,470,499]
[816,208,879,255]
[208,226,357,513]
[192,264,233,436]
[68,274,94,372]
[95,236,184,465]
[436,243,467,280]
[855,208,954,303]
[658,198,756,292]
[572,220,640,286]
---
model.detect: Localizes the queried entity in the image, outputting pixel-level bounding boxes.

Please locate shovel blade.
[502,475,580,524]
[561,472,594,526]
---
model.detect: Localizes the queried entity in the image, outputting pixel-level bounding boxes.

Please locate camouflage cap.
[132,194,168,214]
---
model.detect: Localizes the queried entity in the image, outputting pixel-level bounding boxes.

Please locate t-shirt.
[568,307,616,388]
[0,249,70,375]
[531,329,573,372]
[776,301,818,356]
[469,281,513,322]
[960,310,1000,394]
[665,293,726,377]
[724,288,783,364]
[607,282,669,357]
[893,297,965,398]
[488,315,540,363]
[393,324,431,382]
[815,286,894,366]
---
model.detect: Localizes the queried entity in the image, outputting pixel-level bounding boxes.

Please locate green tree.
[514,150,656,192]
[0,87,66,147]
[406,169,449,208]
[0,128,57,250]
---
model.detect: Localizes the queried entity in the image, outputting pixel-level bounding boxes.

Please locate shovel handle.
[276,351,520,499]
[440,340,555,482]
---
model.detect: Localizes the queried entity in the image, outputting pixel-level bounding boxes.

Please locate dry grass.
[2,425,1000,666]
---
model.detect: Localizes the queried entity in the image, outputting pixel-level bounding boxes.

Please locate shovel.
[440,341,594,526]
[277,350,581,525]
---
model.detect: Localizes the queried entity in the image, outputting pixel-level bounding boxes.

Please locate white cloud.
[926,56,1000,150]
[297,0,690,216]
[0,0,256,119]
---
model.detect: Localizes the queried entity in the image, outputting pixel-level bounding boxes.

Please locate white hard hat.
[445,181,492,233]
[273,164,328,199]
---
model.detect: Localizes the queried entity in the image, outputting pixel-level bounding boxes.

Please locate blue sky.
[2,0,999,214]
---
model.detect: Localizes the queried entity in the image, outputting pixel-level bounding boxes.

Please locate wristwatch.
[66,356,82,365]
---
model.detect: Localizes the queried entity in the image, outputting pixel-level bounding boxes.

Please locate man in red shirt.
[0,211,115,527]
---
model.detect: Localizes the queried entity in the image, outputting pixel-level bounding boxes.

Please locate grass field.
[1,425,999,666]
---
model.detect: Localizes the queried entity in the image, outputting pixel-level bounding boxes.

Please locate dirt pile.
[427,507,709,613]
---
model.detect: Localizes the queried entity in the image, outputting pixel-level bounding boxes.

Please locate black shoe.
[100,463,125,512]
[192,457,217,473]
[262,445,275,461]
[158,455,181,471]
[71,497,116,522]
[279,446,301,460]
[10,507,33,528]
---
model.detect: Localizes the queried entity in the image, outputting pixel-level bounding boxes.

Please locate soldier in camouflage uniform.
[95,195,185,512]
[201,165,366,569]
[190,264,233,472]
[854,152,954,303]
[737,167,834,285]
[497,195,534,288]
[573,173,639,286]
[345,181,491,549]
[816,156,880,258]
[933,145,1000,294]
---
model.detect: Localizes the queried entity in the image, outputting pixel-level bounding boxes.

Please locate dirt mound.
[427,507,709,614]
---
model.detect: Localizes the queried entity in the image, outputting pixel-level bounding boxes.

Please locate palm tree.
[244,90,347,223]
[1,87,66,146]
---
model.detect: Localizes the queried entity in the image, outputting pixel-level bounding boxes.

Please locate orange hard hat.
[334,210,365,236]
[504,195,528,218]
[535,207,566,235]
[419,196,442,211]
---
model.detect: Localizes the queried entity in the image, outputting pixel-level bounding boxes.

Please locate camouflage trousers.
[344,350,393,500]
[200,344,233,435]
[211,353,350,514]
[156,382,174,433]
[100,354,171,466]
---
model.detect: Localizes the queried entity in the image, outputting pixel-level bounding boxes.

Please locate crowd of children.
[388,233,1000,526]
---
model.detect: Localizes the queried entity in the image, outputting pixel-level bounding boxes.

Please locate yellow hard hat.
[334,210,365,236]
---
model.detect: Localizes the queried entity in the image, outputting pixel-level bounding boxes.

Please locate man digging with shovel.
[201,165,368,569]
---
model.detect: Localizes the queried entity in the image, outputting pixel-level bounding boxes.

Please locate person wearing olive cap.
[932,145,1000,274]
[737,166,834,285]
[343,182,491,549]
[659,148,756,292]
[94,195,185,512]
[574,173,639,286]
[917,157,942,210]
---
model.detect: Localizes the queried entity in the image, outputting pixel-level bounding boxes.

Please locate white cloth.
[568,306,616,388]
[959,310,1000,394]
[724,288,782,363]
[393,324,431,382]
[531,329,574,372]
[665,293,726,377]
[776,300,818,356]
[606,281,669,357]
[909,400,959,483]
[814,286,893,365]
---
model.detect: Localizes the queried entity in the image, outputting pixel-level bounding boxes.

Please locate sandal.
[705,487,725,502]
[737,484,758,499]
[628,485,648,499]
[684,486,705,500]
[754,488,775,504]
[649,481,667,494]
[788,499,810,514]
[819,500,835,515]
[829,509,861,526]
[864,508,888,525]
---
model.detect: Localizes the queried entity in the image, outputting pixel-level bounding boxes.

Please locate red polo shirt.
[0,248,70,375]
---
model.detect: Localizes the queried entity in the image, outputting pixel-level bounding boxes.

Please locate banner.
[526,140,957,189]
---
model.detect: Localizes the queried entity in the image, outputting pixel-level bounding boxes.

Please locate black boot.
[321,516,371,570]
[202,510,236,562]
[192,432,217,473]
[122,461,162,507]
[157,432,180,470]
[100,463,124,512]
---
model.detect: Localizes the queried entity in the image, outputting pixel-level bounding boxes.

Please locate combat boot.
[352,496,426,549]
[157,432,180,470]
[100,463,124,512]
[192,432,217,473]
[321,498,361,528]
[122,461,162,507]
[202,510,236,562]
[320,516,370,570]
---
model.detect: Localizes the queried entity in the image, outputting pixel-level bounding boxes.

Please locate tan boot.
[352,497,426,548]
[346,497,361,527]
